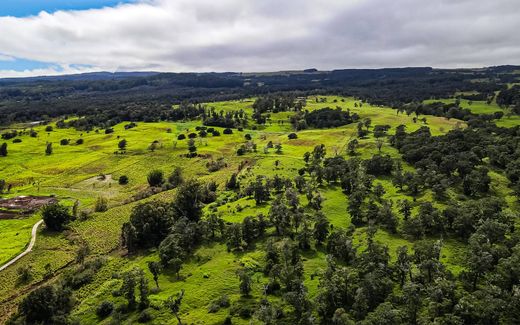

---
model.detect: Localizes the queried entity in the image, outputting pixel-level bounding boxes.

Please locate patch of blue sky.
[0,57,57,71]
[0,0,137,17]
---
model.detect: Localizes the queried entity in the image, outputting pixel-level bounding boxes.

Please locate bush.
[188,132,197,139]
[45,126,53,132]
[245,134,252,140]
[96,301,114,318]
[168,167,184,187]
[41,203,73,231]
[105,128,114,134]
[147,170,164,187]
[76,138,84,145]
[223,128,233,135]
[12,138,22,143]
[177,134,186,140]
[288,133,298,139]
[60,139,69,145]
[212,130,221,136]
[138,309,153,323]
[118,175,129,185]
[94,197,108,212]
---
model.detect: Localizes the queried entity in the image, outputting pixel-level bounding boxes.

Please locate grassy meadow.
[0,95,518,324]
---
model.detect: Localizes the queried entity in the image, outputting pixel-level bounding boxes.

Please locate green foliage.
[94,196,108,212]
[41,203,73,231]
[96,301,114,319]
[146,169,164,187]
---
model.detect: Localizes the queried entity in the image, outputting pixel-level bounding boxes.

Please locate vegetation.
[1,66,520,324]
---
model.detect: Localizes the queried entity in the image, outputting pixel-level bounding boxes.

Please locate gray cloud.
[0,0,519,77]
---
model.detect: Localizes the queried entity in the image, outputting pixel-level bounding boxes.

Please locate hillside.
[1,83,520,324]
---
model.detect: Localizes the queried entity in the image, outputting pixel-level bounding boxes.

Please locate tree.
[122,200,175,251]
[118,139,127,151]
[41,203,73,231]
[165,289,185,325]
[118,175,129,185]
[0,179,5,193]
[376,139,384,153]
[187,138,197,157]
[137,268,150,310]
[121,270,137,310]
[313,211,330,245]
[173,179,205,221]
[347,138,358,155]
[0,142,7,156]
[170,257,183,279]
[168,167,184,187]
[96,301,114,318]
[94,196,108,212]
[45,142,53,155]
[147,169,164,187]
[147,261,162,289]
[237,268,252,296]
[76,242,90,264]
[19,284,72,324]
[395,246,411,287]
[398,199,412,221]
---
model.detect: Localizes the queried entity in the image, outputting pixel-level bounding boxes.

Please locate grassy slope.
[0,95,517,324]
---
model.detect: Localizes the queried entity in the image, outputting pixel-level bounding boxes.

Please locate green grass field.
[0,95,518,324]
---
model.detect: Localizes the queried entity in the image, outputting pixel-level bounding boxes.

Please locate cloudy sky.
[0,0,519,77]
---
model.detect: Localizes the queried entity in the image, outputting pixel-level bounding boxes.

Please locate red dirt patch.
[0,196,57,219]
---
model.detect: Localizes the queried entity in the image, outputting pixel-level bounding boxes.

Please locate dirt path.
[0,220,43,272]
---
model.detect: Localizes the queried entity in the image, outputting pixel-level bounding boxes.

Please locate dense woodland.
[2,66,520,324]
[0,66,518,127]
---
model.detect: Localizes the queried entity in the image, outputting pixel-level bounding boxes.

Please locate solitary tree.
[165,289,185,325]
[118,139,127,151]
[187,138,197,157]
[45,143,53,155]
[237,268,252,296]
[41,203,73,231]
[147,261,162,289]
[0,142,7,156]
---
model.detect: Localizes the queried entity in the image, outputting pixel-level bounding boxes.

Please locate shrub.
[288,133,298,139]
[177,134,186,140]
[168,167,184,187]
[94,197,108,212]
[105,128,114,134]
[45,125,53,132]
[138,309,153,323]
[212,130,221,136]
[223,128,233,135]
[96,301,114,318]
[245,134,252,141]
[188,132,197,139]
[41,203,73,231]
[119,175,129,185]
[12,138,22,143]
[60,139,69,145]
[76,138,84,145]
[147,170,164,187]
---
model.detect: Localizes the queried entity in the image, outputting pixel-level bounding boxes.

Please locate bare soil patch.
[0,196,57,219]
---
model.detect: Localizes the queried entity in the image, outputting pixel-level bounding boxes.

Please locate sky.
[0,0,519,78]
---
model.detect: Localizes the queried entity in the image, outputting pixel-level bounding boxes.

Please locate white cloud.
[0,0,519,77]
